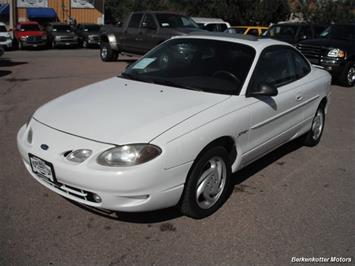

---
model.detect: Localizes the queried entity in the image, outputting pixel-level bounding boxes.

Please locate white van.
[192,17,231,32]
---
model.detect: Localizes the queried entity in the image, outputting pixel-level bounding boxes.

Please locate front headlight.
[20,36,28,41]
[97,144,161,167]
[327,48,346,58]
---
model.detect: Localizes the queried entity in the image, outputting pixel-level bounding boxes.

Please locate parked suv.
[46,23,79,48]
[14,21,47,49]
[192,17,230,32]
[297,24,355,87]
[263,23,327,45]
[0,22,12,49]
[75,24,102,48]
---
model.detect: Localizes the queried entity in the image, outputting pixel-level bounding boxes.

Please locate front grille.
[41,177,98,203]
[60,36,75,41]
[89,35,99,41]
[297,44,322,65]
[0,36,7,42]
[27,36,41,43]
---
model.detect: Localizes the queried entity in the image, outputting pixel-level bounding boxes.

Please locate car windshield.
[0,26,7,32]
[320,25,355,41]
[21,24,40,31]
[226,28,246,34]
[122,38,256,95]
[156,14,199,28]
[83,25,101,31]
[264,25,297,37]
[53,25,73,32]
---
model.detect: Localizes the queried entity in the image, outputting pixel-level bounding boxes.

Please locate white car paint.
[0,22,12,48]
[17,35,332,215]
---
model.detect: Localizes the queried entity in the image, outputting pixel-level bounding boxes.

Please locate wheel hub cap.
[347,66,355,85]
[312,110,324,140]
[101,47,108,58]
[195,157,226,209]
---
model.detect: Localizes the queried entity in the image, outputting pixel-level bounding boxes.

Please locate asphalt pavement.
[0,49,354,266]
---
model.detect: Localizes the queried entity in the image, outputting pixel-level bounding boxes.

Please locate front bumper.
[0,39,12,48]
[22,39,47,48]
[318,57,346,75]
[54,39,79,46]
[17,119,190,212]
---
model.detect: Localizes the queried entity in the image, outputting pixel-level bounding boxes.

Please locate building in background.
[0,0,104,26]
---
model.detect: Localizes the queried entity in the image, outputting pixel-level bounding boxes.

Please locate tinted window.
[249,46,296,90]
[291,49,311,79]
[142,14,156,29]
[124,38,255,95]
[156,14,198,28]
[320,25,355,41]
[205,23,227,32]
[247,29,259,36]
[298,26,312,40]
[128,13,143,28]
[21,24,41,31]
[52,25,73,32]
[0,26,7,32]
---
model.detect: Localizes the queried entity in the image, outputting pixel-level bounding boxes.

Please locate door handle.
[296,95,304,101]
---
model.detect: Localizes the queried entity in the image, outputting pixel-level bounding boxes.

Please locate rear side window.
[246,28,259,36]
[290,49,311,79]
[128,14,143,28]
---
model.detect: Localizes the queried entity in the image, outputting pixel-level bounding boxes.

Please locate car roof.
[178,32,291,51]
[232,26,268,29]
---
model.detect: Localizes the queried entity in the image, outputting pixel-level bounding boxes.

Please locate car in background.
[192,17,230,32]
[14,21,47,49]
[18,33,331,219]
[297,23,355,87]
[46,23,79,48]
[263,23,327,45]
[225,26,268,36]
[75,23,102,48]
[0,22,13,49]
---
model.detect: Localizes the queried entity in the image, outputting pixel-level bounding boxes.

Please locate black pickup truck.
[100,11,201,61]
[297,24,355,87]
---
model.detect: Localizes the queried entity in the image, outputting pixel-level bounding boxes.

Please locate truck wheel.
[100,42,118,62]
[339,61,355,87]
[301,105,325,147]
[51,41,56,49]
[83,40,88,48]
[18,41,23,50]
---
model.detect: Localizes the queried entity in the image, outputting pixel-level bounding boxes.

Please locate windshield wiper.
[151,78,203,91]
[119,72,148,82]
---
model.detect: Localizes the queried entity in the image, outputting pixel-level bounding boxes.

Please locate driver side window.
[248,46,296,93]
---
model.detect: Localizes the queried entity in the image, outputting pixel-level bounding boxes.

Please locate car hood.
[299,38,353,50]
[19,31,45,37]
[33,77,230,144]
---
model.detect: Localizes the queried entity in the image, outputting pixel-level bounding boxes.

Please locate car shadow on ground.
[67,139,304,223]
[0,70,12,78]
[0,59,28,68]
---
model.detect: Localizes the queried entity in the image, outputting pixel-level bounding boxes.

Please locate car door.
[241,46,300,165]
[140,13,161,52]
[121,13,144,53]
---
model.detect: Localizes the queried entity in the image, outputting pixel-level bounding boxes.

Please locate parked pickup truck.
[297,24,355,87]
[100,11,201,61]
[14,21,47,49]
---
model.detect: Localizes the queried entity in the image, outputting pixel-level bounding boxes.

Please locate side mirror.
[247,82,278,97]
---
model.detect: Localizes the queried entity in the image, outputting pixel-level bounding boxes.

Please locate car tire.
[100,42,118,62]
[51,41,56,49]
[301,105,325,147]
[339,61,355,87]
[18,41,23,50]
[180,146,232,219]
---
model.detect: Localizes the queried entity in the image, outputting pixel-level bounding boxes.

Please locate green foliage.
[104,0,354,25]
[293,0,355,23]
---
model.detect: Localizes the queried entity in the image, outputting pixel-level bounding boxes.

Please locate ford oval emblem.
[40,144,49,151]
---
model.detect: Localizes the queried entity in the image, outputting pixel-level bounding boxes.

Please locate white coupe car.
[17,33,331,219]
